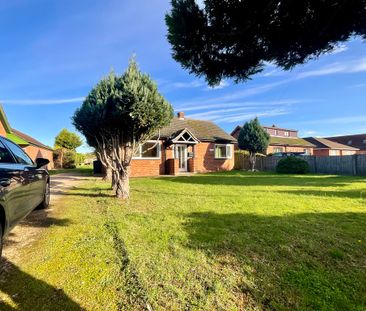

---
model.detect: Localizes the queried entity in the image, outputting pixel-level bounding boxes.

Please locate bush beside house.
[276,156,310,174]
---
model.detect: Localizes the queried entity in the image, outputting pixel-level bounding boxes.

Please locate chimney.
[177,112,185,120]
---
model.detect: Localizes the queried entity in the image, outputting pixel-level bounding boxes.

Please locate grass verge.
[1,171,365,310]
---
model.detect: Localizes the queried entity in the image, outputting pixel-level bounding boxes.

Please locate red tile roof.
[326,134,366,151]
[11,128,53,151]
[304,137,359,151]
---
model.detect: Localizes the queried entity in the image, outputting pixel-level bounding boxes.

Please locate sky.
[0,0,365,152]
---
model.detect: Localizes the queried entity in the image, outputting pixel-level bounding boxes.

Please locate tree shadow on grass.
[0,259,82,310]
[275,189,366,200]
[183,211,366,310]
[158,172,363,188]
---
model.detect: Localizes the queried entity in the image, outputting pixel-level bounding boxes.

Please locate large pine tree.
[73,59,173,199]
[166,0,366,85]
[238,118,270,171]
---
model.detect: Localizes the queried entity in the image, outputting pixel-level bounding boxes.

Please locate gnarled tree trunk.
[116,165,130,199]
[103,166,113,182]
[249,152,256,171]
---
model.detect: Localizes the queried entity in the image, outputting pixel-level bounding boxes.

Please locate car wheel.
[38,181,50,209]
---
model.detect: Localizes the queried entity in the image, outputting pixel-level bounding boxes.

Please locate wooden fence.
[235,152,366,176]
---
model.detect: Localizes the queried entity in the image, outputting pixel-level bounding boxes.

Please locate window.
[304,149,310,155]
[3,139,33,165]
[284,131,289,137]
[214,144,232,159]
[274,147,283,153]
[133,141,160,159]
[363,139,366,144]
[274,130,278,136]
[347,140,352,145]
[342,150,354,155]
[329,150,340,156]
[0,140,15,163]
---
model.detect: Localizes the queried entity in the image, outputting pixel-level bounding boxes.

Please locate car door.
[1,138,44,216]
[0,139,31,230]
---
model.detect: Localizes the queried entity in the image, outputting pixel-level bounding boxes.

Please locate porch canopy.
[167,128,200,145]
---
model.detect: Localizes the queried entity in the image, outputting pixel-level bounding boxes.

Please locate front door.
[177,145,187,172]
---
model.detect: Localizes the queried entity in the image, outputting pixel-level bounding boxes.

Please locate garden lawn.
[1,171,366,310]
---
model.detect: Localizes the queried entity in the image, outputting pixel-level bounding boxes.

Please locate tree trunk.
[250,152,256,171]
[103,166,113,182]
[60,149,64,169]
[112,171,117,191]
[115,166,130,200]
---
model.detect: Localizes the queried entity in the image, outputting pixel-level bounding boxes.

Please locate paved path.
[3,173,95,262]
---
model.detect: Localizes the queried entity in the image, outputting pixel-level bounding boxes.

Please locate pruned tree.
[166,0,366,85]
[237,118,269,171]
[54,129,82,168]
[73,59,173,199]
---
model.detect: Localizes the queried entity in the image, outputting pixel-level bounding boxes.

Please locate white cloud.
[206,80,229,90]
[296,57,366,79]
[296,63,346,79]
[218,109,288,123]
[296,115,366,126]
[176,99,306,112]
[172,80,205,89]
[349,83,366,88]
[328,44,349,55]
[1,97,85,105]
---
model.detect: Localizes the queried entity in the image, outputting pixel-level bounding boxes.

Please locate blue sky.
[0,0,365,152]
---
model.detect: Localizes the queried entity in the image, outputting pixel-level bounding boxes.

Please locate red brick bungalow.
[130,112,236,177]
[326,134,366,155]
[231,124,315,155]
[0,105,54,168]
[303,137,359,156]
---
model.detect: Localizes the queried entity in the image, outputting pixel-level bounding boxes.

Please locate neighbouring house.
[303,137,359,156]
[231,124,315,155]
[130,112,236,177]
[0,105,54,168]
[326,134,366,155]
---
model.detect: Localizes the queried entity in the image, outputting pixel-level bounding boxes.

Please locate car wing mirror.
[35,158,50,169]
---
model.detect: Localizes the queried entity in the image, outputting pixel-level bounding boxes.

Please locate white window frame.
[132,140,161,160]
[284,131,289,137]
[274,147,284,153]
[214,144,232,159]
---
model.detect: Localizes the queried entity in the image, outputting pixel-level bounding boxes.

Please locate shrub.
[276,156,310,174]
[63,150,76,169]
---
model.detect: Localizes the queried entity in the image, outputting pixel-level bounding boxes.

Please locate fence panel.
[246,154,366,176]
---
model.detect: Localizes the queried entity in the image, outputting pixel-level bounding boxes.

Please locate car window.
[2,139,33,165]
[0,140,15,163]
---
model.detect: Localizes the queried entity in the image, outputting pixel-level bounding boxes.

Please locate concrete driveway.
[3,173,95,262]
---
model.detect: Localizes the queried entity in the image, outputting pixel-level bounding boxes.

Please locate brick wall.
[130,141,234,177]
[264,128,297,138]
[267,145,313,155]
[130,147,166,177]
[23,145,54,169]
[0,122,6,137]
[193,142,235,173]
[313,149,357,156]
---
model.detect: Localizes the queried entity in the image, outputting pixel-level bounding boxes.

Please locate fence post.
[352,154,358,175]
[313,156,317,174]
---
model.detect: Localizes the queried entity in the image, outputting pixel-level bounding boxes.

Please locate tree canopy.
[54,128,82,151]
[73,59,173,199]
[166,0,366,85]
[238,118,269,170]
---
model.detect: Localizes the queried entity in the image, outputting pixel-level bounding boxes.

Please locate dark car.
[0,136,50,256]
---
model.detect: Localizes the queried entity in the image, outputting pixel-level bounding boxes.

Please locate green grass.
[48,165,93,176]
[1,171,366,310]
